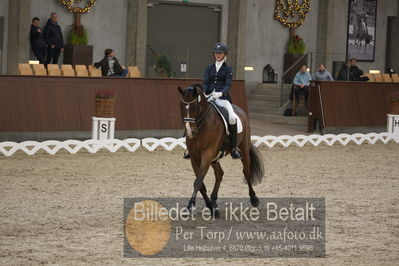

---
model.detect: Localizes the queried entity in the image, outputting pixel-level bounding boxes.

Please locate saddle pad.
[210,101,243,135]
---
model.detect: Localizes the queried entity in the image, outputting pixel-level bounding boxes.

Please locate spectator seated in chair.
[291,65,312,104]
[94,49,128,77]
[313,64,334,81]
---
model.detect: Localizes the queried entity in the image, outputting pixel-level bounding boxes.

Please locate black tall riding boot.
[229,124,242,159]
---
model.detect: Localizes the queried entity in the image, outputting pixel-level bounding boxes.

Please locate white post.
[92,117,116,140]
[92,118,99,140]
[109,119,116,139]
[387,114,399,134]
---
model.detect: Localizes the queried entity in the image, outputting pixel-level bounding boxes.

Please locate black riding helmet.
[212,42,228,53]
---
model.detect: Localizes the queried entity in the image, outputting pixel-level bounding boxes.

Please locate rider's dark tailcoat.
[202,62,233,102]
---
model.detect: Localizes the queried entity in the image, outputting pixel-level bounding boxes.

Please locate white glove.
[212,92,223,99]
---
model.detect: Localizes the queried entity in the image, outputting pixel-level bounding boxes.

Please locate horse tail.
[247,144,265,186]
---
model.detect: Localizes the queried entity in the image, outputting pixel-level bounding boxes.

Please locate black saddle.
[209,100,231,135]
[209,100,231,162]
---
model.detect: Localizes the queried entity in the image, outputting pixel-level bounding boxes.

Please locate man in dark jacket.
[30,17,47,64]
[94,49,128,77]
[337,61,351,81]
[43,13,64,65]
[337,58,367,81]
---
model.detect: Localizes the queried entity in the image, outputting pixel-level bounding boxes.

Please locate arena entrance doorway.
[147,2,221,78]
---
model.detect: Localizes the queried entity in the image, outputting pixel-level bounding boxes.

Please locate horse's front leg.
[187,153,212,211]
[210,161,224,208]
[199,184,213,211]
[193,160,217,216]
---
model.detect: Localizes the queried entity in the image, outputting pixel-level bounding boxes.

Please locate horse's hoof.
[187,204,195,211]
[250,196,259,207]
[187,199,196,211]
[183,153,191,160]
[206,207,220,218]
[182,209,191,218]
[213,208,220,218]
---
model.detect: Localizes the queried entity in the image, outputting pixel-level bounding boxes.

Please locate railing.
[1,133,398,156]
[279,53,309,106]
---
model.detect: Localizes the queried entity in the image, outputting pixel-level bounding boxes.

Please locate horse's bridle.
[181,95,212,134]
[181,97,199,124]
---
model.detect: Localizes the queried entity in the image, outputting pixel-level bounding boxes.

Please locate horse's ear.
[178,86,184,95]
[193,84,203,96]
[192,86,197,95]
[194,83,203,90]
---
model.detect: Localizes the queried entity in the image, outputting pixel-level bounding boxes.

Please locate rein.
[193,104,212,133]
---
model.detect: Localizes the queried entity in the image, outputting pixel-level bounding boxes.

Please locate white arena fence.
[0,133,398,157]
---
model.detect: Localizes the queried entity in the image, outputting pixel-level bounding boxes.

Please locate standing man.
[348,58,364,80]
[44,12,64,65]
[30,17,47,64]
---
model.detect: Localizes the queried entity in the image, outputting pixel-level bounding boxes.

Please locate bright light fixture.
[369,70,381,74]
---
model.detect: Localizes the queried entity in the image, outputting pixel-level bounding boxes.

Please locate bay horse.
[178,84,264,215]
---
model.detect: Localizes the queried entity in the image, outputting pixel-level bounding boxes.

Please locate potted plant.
[287,35,306,54]
[283,34,308,83]
[95,89,116,118]
[389,90,399,114]
[155,54,174,78]
[63,14,93,65]
[69,23,88,45]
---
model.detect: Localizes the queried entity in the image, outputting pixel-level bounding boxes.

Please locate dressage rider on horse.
[183,42,242,160]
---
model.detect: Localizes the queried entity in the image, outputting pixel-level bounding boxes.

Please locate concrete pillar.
[315,0,329,72]
[387,0,399,72]
[125,0,147,76]
[7,0,31,75]
[125,1,138,68]
[227,0,246,80]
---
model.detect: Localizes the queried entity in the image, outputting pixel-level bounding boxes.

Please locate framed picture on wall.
[346,0,377,61]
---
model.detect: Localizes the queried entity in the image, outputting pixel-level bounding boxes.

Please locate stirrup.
[183,149,191,159]
[231,148,242,159]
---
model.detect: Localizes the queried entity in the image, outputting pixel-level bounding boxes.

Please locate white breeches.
[214,98,237,125]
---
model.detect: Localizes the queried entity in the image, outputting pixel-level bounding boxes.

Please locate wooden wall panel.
[0,76,247,132]
[308,81,399,131]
